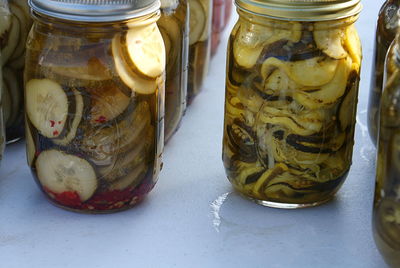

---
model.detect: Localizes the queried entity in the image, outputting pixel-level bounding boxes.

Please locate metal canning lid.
[29,0,161,22]
[235,0,362,21]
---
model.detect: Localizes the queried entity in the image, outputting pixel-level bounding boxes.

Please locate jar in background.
[187,0,212,104]
[0,0,32,143]
[368,1,400,146]
[222,0,362,208]
[223,0,232,30]
[211,0,225,56]
[25,0,165,213]
[158,0,188,142]
[373,33,400,267]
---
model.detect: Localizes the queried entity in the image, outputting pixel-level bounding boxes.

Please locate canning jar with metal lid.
[187,0,212,104]
[368,1,400,146]
[222,0,362,208]
[0,0,32,143]
[25,0,165,213]
[158,0,188,142]
[372,31,400,267]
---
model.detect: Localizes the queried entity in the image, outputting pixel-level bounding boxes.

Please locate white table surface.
[0,1,388,267]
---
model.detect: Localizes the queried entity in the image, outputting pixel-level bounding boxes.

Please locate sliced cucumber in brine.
[112,34,158,94]
[36,150,97,202]
[26,79,69,138]
[123,23,165,79]
[53,88,84,146]
[87,83,130,125]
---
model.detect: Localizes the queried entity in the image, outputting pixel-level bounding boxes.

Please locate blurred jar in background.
[373,31,400,268]
[158,0,189,142]
[211,0,225,56]
[367,0,400,146]
[223,0,232,29]
[187,0,212,104]
[0,0,32,143]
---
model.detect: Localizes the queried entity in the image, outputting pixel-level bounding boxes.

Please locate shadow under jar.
[368,0,400,146]
[222,0,362,209]
[1,0,32,143]
[25,0,165,213]
[187,0,212,105]
[158,0,188,142]
[372,31,400,268]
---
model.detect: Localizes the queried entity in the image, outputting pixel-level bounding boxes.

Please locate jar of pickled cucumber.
[187,0,212,104]
[373,33,400,267]
[158,0,188,142]
[1,0,32,143]
[368,1,400,146]
[25,0,165,213]
[211,0,225,56]
[222,0,362,208]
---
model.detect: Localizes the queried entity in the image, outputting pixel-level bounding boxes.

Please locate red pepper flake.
[50,120,55,127]
[95,116,107,123]
[53,130,59,136]
[58,121,62,124]
[35,150,41,157]
[44,188,82,208]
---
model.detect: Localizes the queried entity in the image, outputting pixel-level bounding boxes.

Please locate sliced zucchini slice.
[123,23,165,79]
[26,79,69,138]
[36,150,97,202]
[313,22,347,60]
[189,0,206,45]
[53,88,84,146]
[344,25,362,68]
[338,71,359,131]
[261,56,339,87]
[293,57,351,109]
[112,34,158,94]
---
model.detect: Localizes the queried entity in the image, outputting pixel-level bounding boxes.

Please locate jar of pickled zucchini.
[1,0,32,143]
[222,0,362,208]
[187,0,212,104]
[373,33,400,267]
[368,1,400,146]
[158,0,188,142]
[25,0,165,213]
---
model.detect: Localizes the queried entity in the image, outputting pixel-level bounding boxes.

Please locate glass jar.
[372,34,400,267]
[1,0,32,143]
[25,0,165,213]
[158,0,188,142]
[222,0,362,208]
[368,1,400,146]
[187,0,212,104]
[211,0,225,56]
[223,0,232,30]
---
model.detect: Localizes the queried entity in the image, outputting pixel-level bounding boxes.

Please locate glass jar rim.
[235,0,362,21]
[29,0,161,22]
